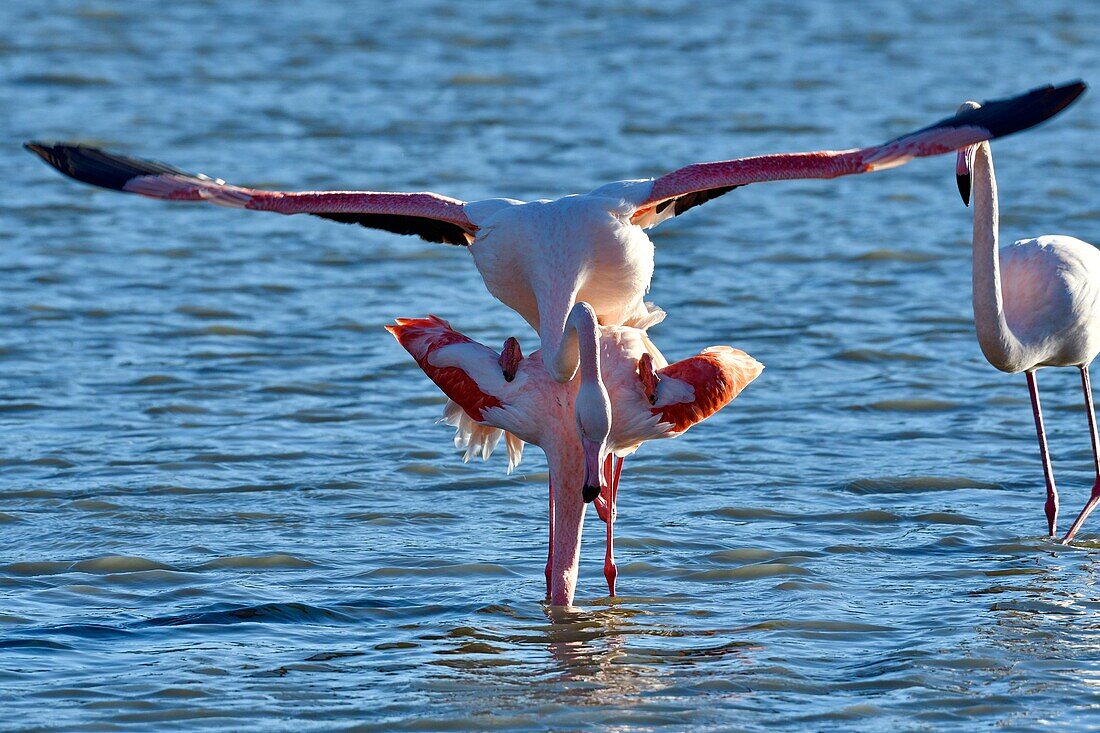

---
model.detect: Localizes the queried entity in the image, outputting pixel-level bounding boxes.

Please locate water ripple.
[4,0,1100,729]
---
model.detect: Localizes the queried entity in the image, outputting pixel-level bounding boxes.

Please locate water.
[2,1,1100,730]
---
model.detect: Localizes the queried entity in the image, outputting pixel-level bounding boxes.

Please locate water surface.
[3,1,1100,730]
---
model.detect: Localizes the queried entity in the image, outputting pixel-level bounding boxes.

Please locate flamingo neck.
[970,142,1023,371]
[545,300,601,384]
[572,302,602,385]
[545,438,587,606]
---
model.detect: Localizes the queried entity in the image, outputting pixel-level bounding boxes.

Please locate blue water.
[3,1,1100,730]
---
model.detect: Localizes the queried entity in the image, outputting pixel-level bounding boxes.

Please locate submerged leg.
[1064,366,1100,542]
[1026,371,1059,538]
[545,481,554,600]
[603,456,624,597]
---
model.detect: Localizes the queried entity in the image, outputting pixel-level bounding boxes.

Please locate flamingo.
[387,305,761,605]
[26,82,1085,388]
[439,316,670,597]
[955,98,1100,543]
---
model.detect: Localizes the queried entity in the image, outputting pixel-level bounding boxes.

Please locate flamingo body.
[388,314,762,604]
[467,185,656,380]
[992,236,1100,372]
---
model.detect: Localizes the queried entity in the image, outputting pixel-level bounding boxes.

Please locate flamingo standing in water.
[26,82,1084,390]
[388,304,761,605]
[955,98,1100,542]
[439,314,671,597]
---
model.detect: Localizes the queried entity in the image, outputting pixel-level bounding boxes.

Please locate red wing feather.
[387,316,502,422]
[654,347,763,432]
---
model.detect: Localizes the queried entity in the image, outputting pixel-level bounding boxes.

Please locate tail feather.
[440,400,526,473]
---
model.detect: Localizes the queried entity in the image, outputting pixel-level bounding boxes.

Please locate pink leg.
[1064,366,1100,542]
[603,456,624,597]
[594,455,613,523]
[1026,371,1059,538]
[545,480,554,600]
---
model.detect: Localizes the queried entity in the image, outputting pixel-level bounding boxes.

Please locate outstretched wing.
[24,143,476,245]
[653,347,763,433]
[630,80,1086,228]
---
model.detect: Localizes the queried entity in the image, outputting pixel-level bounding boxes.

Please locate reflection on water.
[429,604,760,725]
[3,0,1100,729]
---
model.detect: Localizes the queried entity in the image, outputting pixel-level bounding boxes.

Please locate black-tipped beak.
[955,147,973,207]
[957,173,971,206]
[638,353,660,405]
[580,436,604,503]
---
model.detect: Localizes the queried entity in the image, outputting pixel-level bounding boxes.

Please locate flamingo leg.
[1064,366,1100,542]
[603,456,624,597]
[1026,371,1059,538]
[545,480,554,600]
[594,455,613,524]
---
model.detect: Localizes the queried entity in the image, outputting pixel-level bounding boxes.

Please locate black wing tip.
[25,141,133,191]
[904,79,1088,145]
[1045,78,1087,99]
[23,141,192,192]
[25,140,96,159]
[24,140,77,170]
[967,79,1087,139]
[24,141,62,172]
[1016,78,1088,112]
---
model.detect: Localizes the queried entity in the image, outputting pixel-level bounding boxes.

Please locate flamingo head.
[575,376,611,503]
[955,101,982,207]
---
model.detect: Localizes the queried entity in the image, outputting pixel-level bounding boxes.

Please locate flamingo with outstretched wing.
[27,82,1085,388]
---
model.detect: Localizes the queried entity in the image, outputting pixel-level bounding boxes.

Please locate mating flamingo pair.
[386,307,761,604]
[27,81,1091,604]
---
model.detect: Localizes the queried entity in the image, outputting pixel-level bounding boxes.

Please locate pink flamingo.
[955,96,1100,542]
[26,83,1084,388]
[387,304,762,605]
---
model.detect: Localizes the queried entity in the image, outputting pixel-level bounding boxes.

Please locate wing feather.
[25,143,476,245]
[632,81,1086,227]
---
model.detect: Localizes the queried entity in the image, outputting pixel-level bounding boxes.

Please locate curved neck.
[546,301,601,384]
[570,302,603,386]
[970,142,1023,370]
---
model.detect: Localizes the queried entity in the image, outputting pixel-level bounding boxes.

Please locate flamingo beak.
[581,436,603,503]
[956,146,974,207]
